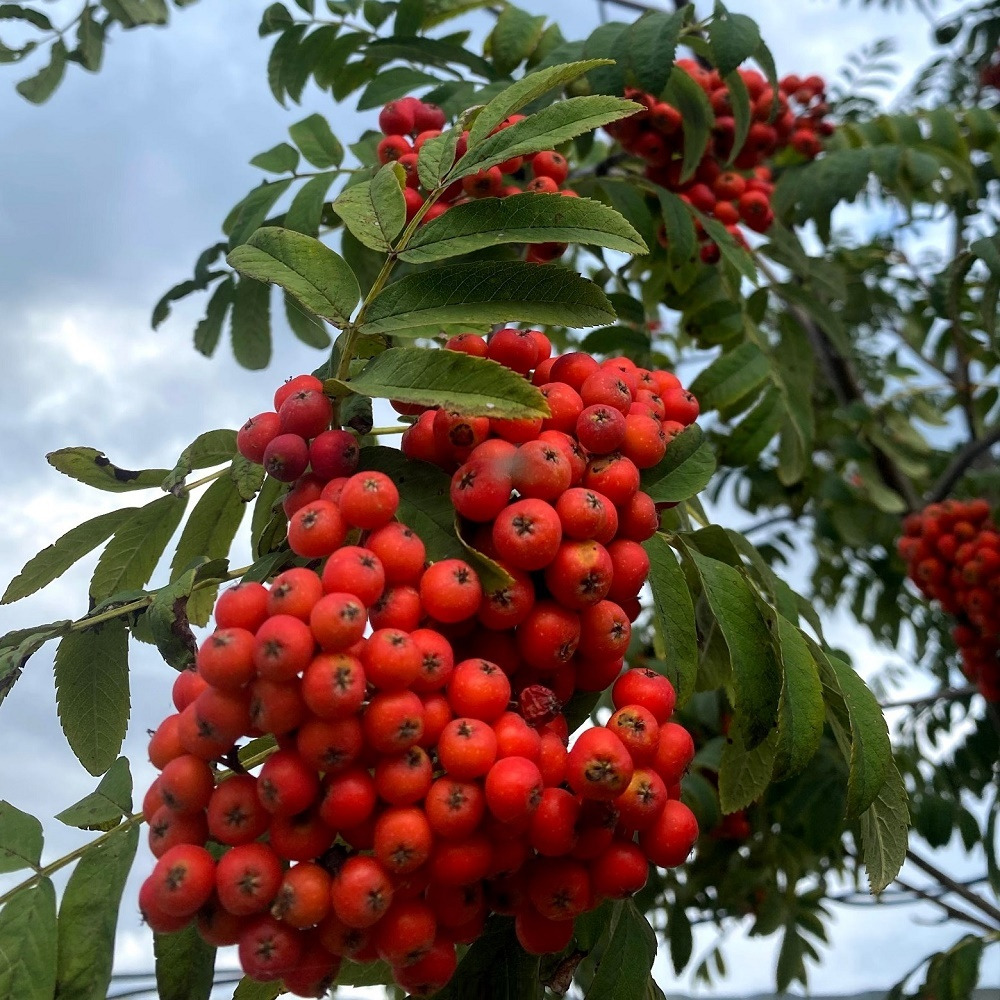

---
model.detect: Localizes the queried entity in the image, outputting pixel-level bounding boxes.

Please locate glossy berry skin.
[566,727,634,801]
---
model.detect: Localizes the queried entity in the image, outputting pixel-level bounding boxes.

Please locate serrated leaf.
[586,901,657,1000]
[640,425,716,503]
[626,9,684,95]
[227,226,360,326]
[0,624,66,709]
[859,760,909,893]
[170,476,245,586]
[345,347,548,418]
[773,617,824,780]
[226,179,293,249]
[708,2,761,76]
[0,800,42,874]
[663,66,713,183]
[359,447,467,563]
[455,95,640,178]
[657,188,697,266]
[417,126,461,190]
[154,923,216,1000]
[824,654,892,817]
[669,900,693,974]
[688,342,769,412]
[230,276,272,371]
[163,429,238,490]
[289,112,344,167]
[468,59,614,148]
[89,494,187,603]
[720,387,782,465]
[332,164,406,252]
[0,878,57,1000]
[644,534,698,706]
[680,545,781,748]
[2,508,134,605]
[54,620,130,776]
[359,260,615,334]
[285,171,338,235]
[489,6,545,76]
[16,38,66,103]
[250,141,300,174]
[193,276,235,358]
[718,726,777,813]
[46,447,168,494]
[55,757,132,832]
[430,916,539,999]
[55,821,139,1000]
[398,193,647,264]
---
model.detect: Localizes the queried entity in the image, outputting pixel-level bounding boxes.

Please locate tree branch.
[893,877,998,934]
[880,684,977,710]
[905,849,1000,926]
[924,424,1000,504]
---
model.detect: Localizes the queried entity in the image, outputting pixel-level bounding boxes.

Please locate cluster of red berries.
[139,348,703,996]
[375,96,578,263]
[898,498,1000,701]
[604,62,833,262]
[399,330,699,700]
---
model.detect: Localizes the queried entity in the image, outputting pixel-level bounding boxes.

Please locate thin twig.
[893,877,998,934]
[924,424,1000,503]
[905,849,1000,926]
[880,684,977,710]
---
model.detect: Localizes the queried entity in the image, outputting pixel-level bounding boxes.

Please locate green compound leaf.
[55,756,132,831]
[398,193,647,264]
[688,341,770,412]
[708,1,761,76]
[488,6,545,76]
[773,617,824,780]
[54,620,130,777]
[455,95,641,178]
[718,726,777,814]
[644,534,698,706]
[586,901,657,1000]
[227,226,360,326]
[55,821,139,1000]
[0,878,57,1000]
[46,447,169,493]
[2,508,134,605]
[359,260,616,335]
[0,800,42,874]
[230,275,272,371]
[640,425,716,503]
[289,112,344,168]
[344,347,549,419]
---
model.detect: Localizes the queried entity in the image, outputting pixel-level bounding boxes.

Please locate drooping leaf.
[773,617,824,780]
[644,534,698,705]
[455,95,641,178]
[824,653,892,818]
[431,916,540,1000]
[289,112,344,167]
[668,900,693,974]
[680,545,782,748]
[154,923,216,1000]
[663,66,714,183]
[0,878,57,1000]
[586,901,657,1000]
[0,624,67,709]
[640,425,716,503]
[489,6,545,76]
[89,494,188,603]
[398,193,647,263]
[0,800,42,874]
[359,261,616,334]
[2,508,134,605]
[163,429,238,490]
[708,1,761,76]
[284,171,338,235]
[719,387,782,465]
[344,347,548,418]
[332,164,406,252]
[227,227,360,326]
[15,38,66,103]
[46,448,169,494]
[625,9,685,96]
[55,821,139,1000]
[53,620,130,776]
[230,276,273,371]
[859,760,909,893]
[193,277,235,358]
[55,756,132,832]
[226,179,293,249]
[718,726,777,813]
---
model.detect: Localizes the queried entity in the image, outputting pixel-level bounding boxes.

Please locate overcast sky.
[1,0,995,996]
